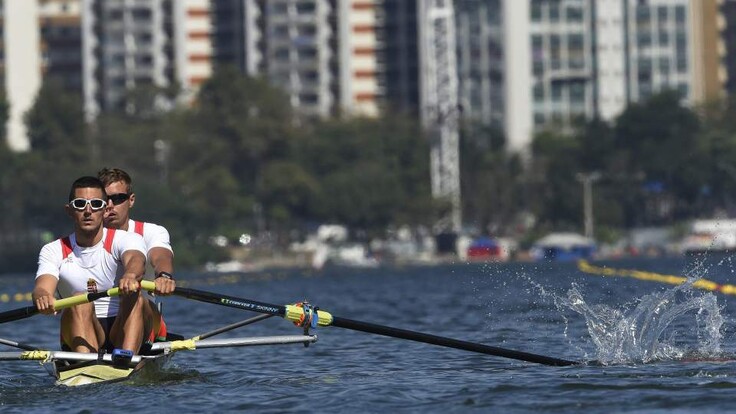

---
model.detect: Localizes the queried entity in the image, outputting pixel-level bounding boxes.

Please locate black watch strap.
[155,271,174,280]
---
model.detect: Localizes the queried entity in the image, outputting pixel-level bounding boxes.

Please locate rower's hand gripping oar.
[0,281,157,324]
[168,286,579,367]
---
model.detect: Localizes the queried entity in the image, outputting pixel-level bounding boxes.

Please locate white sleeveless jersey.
[127,219,173,256]
[35,228,146,318]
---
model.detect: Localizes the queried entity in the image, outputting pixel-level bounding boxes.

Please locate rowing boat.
[0,281,318,386]
[0,334,317,386]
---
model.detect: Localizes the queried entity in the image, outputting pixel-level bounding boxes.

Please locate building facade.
[456,0,728,154]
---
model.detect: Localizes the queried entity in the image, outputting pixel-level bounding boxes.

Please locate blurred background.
[1,0,735,273]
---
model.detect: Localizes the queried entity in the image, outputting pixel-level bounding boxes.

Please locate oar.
[167,286,580,366]
[194,314,274,340]
[0,281,156,324]
[0,337,39,351]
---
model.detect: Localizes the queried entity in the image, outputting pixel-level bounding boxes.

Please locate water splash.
[557,280,724,365]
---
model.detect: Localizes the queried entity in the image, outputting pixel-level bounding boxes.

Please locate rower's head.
[66,176,108,234]
[97,167,136,230]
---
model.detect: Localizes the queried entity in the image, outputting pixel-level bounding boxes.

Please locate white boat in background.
[530,232,596,262]
[680,219,736,254]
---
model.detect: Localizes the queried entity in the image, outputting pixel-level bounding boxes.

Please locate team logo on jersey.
[87,279,98,294]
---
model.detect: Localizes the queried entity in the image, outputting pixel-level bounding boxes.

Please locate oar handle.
[0,280,157,324]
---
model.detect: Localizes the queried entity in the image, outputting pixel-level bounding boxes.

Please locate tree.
[614,91,702,223]
[300,116,435,233]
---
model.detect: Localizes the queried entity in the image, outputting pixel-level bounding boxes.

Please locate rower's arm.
[32,275,58,315]
[149,246,173,275]
[119,250,146,294]
[149,246,175,295]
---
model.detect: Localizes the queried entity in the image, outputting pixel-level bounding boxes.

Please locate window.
[551,82,563,101]
[675,6,686,23]
[566,5,583,22]
[550,35,561,69]
[274,48,290,60]
[533,82,545,101]
[300,93,318,104]
[296,1,316,15]
[297,47,317,60]
[534,112,546,125]
[570,81,585,103]
[637,32,652,48]
[270,3,288,14]
[549,1,560,22]
[531,0,542,21]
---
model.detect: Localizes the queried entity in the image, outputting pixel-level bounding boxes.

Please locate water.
[2,256,736,413]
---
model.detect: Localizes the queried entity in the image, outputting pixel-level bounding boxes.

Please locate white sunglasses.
[69,198,107,211]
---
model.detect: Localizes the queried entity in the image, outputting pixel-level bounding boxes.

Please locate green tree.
[614,91,702,223]
[300,116,434,233]
[460,122,525,235]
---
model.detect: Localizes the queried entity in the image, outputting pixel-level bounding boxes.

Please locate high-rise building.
[40,0,84,93]
[211,0,261,75]
[379,0,419,116]
[2,0,82,152]
[81,0,212,119]
[2,0,42,152]
[456,0,726,154]
[337,0,380,117]
[720,0,736,96]
[211,0,384,118]
[455,0,503,125]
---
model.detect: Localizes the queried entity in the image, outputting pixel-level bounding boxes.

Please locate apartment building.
[211,0,383,118]
[2,0,83,152]
[455,0,725,154]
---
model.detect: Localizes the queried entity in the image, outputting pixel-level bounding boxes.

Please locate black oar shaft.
[172,287,578,366]
[174,287,287,316]
[0,306,38,324]
[330,317,578,366]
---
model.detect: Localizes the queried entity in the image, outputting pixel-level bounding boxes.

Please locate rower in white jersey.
[97,167,176,296]
[33,176,153,354]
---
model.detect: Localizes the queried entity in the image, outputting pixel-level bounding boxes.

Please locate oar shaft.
[0,306,38,324]
[169,287,579,366]
[0,337,39,351]
[331,316,579,366]
[197,314,274,340]
[173,287,287,317]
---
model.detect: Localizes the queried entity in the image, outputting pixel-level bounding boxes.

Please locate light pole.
[576,172,601,239]
[154,139,170,185]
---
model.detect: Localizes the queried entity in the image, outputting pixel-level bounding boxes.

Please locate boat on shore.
[530,232,596,261]
[680,219,736,254]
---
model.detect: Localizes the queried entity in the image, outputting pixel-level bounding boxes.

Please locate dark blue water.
[1,256,736,413]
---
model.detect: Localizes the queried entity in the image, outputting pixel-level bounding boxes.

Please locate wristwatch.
[155,271,174,280]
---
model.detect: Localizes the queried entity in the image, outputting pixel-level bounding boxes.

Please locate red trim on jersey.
[103,228,116,254]
[133,221,144,236]
[60,237,73,259]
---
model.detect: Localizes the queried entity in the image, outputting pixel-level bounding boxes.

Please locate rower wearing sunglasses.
[97,167,175,297]
[97,168,176,348]
[32,176,153,354]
